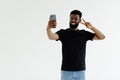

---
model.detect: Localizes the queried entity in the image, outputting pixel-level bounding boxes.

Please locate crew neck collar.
[69,28,79,31]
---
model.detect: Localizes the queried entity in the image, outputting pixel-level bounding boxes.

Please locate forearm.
[47,28,54,40]
[90,26,105,39]
[47,27,58,40]
[81,19,105,40]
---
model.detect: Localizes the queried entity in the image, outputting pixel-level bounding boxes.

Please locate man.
[47,10,105,80]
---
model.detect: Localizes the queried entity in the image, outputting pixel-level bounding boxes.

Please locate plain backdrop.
[0,0,120,80]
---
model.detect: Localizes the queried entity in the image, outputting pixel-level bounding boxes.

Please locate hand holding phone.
[49,14,56,28]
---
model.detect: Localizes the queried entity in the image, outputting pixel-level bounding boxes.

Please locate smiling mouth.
[71,23,76,25]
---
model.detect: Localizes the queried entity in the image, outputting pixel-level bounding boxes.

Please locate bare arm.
[90,26,105,40]
[47,21,59,40]
[81,19,105,40]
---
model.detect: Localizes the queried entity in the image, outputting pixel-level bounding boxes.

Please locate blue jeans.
[61,70,85,80]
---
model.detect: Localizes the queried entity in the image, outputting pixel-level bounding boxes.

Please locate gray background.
[0,0,120,80]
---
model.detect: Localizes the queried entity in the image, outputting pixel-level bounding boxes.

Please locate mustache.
[69,23,79,29]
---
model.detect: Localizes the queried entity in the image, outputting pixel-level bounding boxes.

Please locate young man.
[47,10,105,80]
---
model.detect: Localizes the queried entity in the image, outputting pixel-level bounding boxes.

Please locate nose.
[71,19,76,23]
[71,19,75,22]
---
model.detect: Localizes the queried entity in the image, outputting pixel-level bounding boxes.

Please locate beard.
[69,23,79,29]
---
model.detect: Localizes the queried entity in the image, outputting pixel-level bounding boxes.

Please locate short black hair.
[70,10,82,19]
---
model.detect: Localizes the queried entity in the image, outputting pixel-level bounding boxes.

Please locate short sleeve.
[56,29,64,41]
[84,30,95,41]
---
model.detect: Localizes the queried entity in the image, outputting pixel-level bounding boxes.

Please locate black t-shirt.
[56,28,95,71]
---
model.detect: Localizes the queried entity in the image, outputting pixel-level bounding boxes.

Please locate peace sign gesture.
[80,18,93,29]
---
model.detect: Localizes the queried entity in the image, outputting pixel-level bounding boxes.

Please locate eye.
[71,17,74,20]
[75,18,78,21]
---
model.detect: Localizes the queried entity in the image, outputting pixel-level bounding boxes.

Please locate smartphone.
[50,14,56,21]
[49,14,56,28]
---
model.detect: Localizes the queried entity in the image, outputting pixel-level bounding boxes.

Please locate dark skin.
[70,14,80,24]
[47,14,105,40]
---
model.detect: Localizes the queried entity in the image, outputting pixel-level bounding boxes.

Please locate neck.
[69,28,79,31]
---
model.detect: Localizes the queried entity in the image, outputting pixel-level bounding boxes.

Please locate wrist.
[47,26,51,30]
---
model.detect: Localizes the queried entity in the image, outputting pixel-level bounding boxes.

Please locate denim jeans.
[61,70,85,80]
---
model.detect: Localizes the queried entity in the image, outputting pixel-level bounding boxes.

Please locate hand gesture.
[80,18,93,29]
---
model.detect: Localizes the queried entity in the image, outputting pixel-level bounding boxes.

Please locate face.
[69,14,81,29]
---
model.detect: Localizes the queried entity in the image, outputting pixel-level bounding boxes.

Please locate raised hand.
[47,20,57,29]
[80,18,93,29]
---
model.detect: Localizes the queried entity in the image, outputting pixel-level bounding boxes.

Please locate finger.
[80,22,86,26]
[80,22,85,25]
[82,18,86,23]
[81,18,87,26]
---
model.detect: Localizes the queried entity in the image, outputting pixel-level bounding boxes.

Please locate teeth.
[72,23,75,25]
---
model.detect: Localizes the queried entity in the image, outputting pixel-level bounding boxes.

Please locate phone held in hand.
[50,14,56,21]
[49,14,56,28]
